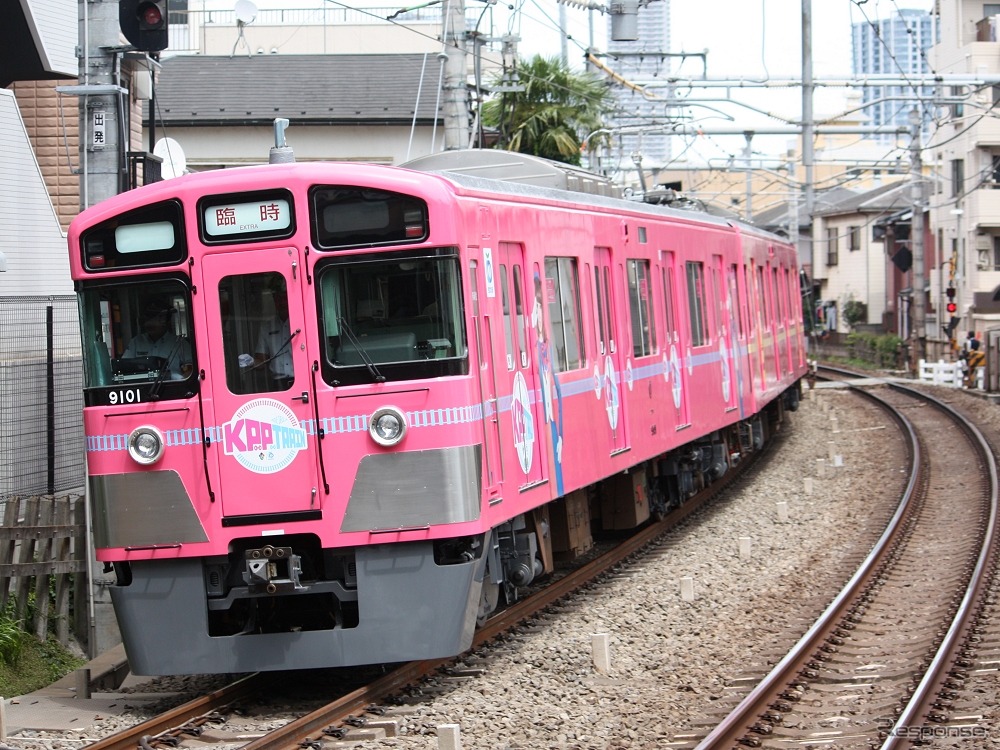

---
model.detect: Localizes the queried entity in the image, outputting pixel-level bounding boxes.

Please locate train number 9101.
[109,388,142,405]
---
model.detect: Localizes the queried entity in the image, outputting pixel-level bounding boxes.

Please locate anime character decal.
[532,271,566,495]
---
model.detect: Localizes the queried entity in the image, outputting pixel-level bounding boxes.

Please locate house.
[810,181,915,336]
[1,0,83,500]
[146,53,448,168]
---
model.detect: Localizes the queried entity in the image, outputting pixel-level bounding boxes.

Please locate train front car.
[70,164,497,674]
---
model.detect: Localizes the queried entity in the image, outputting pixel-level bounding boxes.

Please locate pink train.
[68,143,807,675]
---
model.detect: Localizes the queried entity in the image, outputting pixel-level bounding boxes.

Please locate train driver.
[122,297,193,379]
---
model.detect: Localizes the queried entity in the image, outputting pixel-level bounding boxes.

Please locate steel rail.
[83,673,269,750]
[882,383,1000,748]
[694,376,922,749]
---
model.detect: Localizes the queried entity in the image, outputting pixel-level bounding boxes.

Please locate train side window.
[710,259,722,342]
[661,254,678,344]
[542,256,585,372]
[757,267,770,330]
[512,264,529,368]
[773,267,785,326]
[626,258,656,357]
[593,266,607,356]
[470,260,486,370]
[500,264,515,370]
[728,264,745,338]
[686,261,708,347]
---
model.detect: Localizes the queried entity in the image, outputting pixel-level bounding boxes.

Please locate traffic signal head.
[120,0,168,52]
[947,301,958,314]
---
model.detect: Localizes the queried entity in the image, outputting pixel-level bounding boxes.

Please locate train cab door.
[202,248,321,519]
[594,247,628,454]
[495,243,546,489]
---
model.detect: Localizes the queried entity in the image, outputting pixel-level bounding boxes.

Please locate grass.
[0,617,86,697]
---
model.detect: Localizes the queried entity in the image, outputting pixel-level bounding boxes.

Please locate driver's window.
[219,272,294,394]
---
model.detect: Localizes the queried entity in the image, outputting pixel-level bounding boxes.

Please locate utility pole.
[743,132,753,221]
[909,107,926,369]
[68,0,129,209]
[800,0,814,220]
[442,0,470,150]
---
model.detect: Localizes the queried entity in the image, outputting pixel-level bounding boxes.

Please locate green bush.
[846,332,904,369]
[0,616,26,666]
[842,299,868,330]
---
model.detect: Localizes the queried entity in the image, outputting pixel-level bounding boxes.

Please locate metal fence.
[0,296,85,499]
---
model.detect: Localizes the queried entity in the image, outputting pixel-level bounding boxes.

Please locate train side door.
[726,262,747,416]
[494,244,546,489]
[469,255,505,497]
[715,256,738,414]
[203,248,321,519]
[661,251,690,427]
[594,247,628,454]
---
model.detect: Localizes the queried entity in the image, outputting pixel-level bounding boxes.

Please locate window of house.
[849,226,861,251]
[827,227,839,266]
[951,86,964,118]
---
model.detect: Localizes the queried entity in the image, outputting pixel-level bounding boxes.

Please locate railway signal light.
[120,0,169,52]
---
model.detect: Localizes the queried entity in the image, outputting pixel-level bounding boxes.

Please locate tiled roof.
[149,54,444,125]
[753,187,859,229]
[812,180,910,216]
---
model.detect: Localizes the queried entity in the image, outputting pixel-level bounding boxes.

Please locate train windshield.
[78,279,196,403]
[317,251,467,385]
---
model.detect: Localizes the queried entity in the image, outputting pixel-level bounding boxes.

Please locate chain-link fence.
[0,296,85,498]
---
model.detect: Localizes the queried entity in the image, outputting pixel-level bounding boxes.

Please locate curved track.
[695,370,999,749]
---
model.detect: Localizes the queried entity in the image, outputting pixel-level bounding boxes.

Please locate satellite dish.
[235,0,257,25]
[153,137,187,180]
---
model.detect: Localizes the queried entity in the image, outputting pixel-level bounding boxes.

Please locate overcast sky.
[515,0,934,75]
[200,0,937,160]
[485,0,935,159]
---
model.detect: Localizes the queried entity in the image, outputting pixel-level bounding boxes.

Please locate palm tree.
[481,55,611,166]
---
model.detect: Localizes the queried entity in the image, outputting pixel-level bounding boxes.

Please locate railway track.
[693,370,1000,749]
[51,379,1000,750]
[79,431,778,750]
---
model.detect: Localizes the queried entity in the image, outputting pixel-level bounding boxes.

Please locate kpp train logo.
[223,398,307,474]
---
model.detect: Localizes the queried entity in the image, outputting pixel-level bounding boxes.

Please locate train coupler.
[243,545,304,594]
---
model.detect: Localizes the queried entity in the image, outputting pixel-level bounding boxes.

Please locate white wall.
[0,89,73,295]
[22,0,78,77]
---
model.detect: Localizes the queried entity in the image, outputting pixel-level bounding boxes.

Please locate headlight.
[127,425,165,465]
[369,406,407,447]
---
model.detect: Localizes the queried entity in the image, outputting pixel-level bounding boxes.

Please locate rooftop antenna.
[270,118,294,164]
[232,0,257,58]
